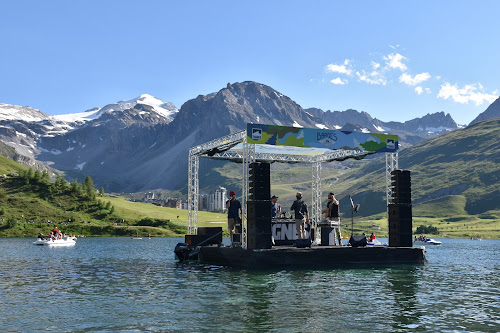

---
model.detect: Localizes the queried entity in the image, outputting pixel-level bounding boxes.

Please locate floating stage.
[197,245,426,269]
[178,123,425,269]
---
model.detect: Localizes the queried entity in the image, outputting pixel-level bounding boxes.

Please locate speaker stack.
[388,170,413,247]
[247,162,272,249]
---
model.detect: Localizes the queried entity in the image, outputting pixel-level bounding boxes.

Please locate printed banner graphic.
[247,124,398,152]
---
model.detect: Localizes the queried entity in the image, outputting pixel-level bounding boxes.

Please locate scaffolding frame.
[385,152,399,206]
[188,129,395,249]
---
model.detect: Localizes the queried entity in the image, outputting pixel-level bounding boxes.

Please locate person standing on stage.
[226,190,242,240]
[322,192,339,220]
[322,192,342,245]
[290,192,309,239]
[271,195,281,218]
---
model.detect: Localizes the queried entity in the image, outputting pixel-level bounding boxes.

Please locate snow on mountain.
[52,107,102,123]
[0,104,50,122]
[53,94,179,125]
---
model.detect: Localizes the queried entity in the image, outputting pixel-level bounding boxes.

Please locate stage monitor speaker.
[349,235,367,247]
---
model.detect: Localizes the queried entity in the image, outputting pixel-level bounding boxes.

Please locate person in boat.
[369,232,376,242]
[290,192,309,239]
[51,227,62,238]
[271,195,281,218]
[37,233,45,240]
[226,190,242,241]
[322,192,342,245]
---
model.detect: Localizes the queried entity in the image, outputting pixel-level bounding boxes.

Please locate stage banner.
[246,123,398,153]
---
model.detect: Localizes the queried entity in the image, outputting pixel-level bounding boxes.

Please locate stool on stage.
[318,218,343,246]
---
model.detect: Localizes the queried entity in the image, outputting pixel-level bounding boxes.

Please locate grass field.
[107,196,227,228]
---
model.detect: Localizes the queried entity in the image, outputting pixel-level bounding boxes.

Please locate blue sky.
[0,0,498,124]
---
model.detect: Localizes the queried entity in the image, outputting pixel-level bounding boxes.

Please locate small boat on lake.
[414,238,442,246]
[33,235,77,246]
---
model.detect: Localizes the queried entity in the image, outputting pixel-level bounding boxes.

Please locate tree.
[105,201,111,210]
[110,205,115,214]
[27,167,35,180]
[33,169,42,182]
[83,176,96,200]
[99,187,105,197]
[41,170,50,183]
[0,207,5,215]
[70,179,81,195]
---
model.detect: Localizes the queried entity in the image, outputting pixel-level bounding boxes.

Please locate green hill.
[0,155,205,237]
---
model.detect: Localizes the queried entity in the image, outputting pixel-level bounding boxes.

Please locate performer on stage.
[322,192,342,246]
[226,190,242,240]
[290,192,309,239]
[271,195,281,218]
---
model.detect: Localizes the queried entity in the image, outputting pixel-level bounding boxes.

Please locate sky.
[0,0,498,124]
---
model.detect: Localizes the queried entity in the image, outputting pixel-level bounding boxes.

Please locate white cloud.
[330,77,348,85]
[371,61,380,70]
[326,59,352,75]
[356,70,387,85]
[384,53,407,71]
[425,88,431,94]
[415,87,423,95]
[435,75,441,80]
[437,82,498,105]
[399,72,431,86]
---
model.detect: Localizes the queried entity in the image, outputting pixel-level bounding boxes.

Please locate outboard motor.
[174,243,191,261]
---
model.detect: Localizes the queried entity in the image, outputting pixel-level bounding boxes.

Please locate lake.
[0,237,498,332]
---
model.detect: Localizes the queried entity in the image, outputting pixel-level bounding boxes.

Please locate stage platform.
[197,245,426,269]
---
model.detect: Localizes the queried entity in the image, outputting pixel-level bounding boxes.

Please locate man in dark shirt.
[323,192,339,220]
[322,192,342,245]
[290,192,309,239]
[226,190,242,240]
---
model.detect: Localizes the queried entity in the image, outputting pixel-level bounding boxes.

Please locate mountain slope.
[469,97,500,125]
[336,117,500,216]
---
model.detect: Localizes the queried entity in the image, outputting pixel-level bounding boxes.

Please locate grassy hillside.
[0,155,224,237]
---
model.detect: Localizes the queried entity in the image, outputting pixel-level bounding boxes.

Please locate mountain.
[0,81,471,192]
[469,97,500,125]
[334,117,500,216]
[306,108,460,145]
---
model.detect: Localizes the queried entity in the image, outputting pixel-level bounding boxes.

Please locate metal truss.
[204,149,370,164]
[311,162,322,243]
[189,130,246,157]
[241,140,255,249]
[385,152,399,206]
[187,154,199,235]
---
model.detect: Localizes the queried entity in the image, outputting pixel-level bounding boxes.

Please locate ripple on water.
[0,237,498,332]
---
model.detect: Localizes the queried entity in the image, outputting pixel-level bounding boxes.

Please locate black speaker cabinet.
[247,201,272,219]
[349,235,367,247]
[247,232,272,249]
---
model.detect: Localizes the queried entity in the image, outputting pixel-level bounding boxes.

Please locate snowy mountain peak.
[0,104,50,122]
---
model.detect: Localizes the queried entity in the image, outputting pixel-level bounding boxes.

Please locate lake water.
[0,237,498,332]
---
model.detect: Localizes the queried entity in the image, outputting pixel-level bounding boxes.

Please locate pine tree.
[41,170,50,183]
[110,205,115,214]
[99,187,105,197]
[105,201,111,210]
[27,167,35,180]
[33,169,42,182]
[83,176,96,200]
[70,179,81,195]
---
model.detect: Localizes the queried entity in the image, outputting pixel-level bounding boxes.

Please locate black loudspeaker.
[247,218,272,234]
[247,201,272,219]
[388,203,413,247]
[249,162,271,201]
[349,235,367,247]
[247,233,272,249]
[391,170,411,204]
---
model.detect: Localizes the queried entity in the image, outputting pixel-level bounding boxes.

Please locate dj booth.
[271,218,341,246]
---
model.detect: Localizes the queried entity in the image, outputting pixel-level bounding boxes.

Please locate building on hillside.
[208,186,227,212]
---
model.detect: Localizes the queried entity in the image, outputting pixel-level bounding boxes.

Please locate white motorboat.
[33,236,77,246]
[366,239,387,246]
[414,238,442,246]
